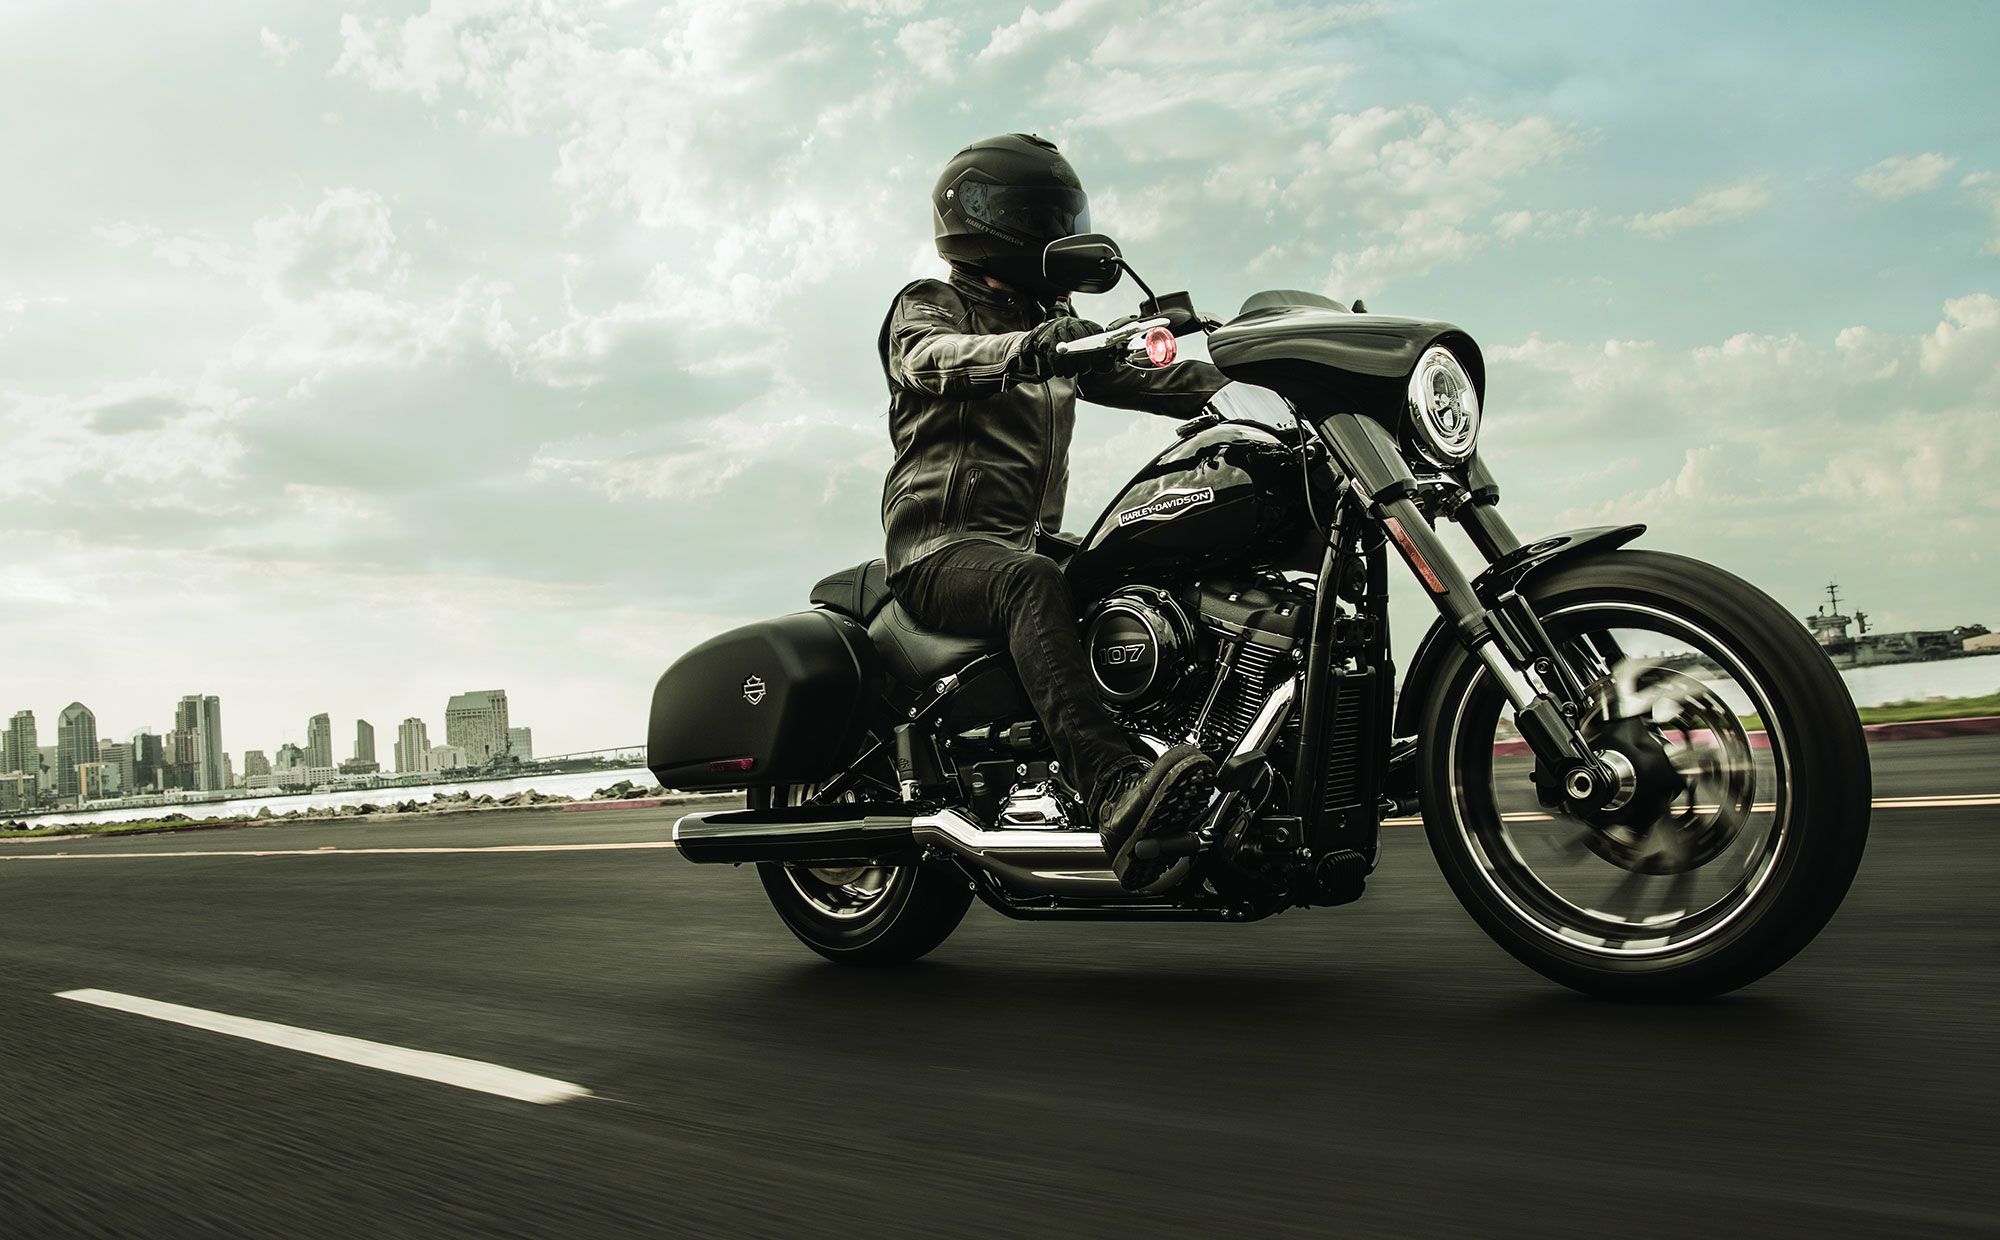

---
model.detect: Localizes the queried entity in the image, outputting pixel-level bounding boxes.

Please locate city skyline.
[0,686,552,808]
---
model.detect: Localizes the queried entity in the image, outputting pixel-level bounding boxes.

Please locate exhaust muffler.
[674,804,1122,898]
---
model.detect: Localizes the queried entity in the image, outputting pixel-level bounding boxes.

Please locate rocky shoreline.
[0,780,692,838]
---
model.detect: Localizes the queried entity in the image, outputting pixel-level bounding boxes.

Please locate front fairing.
[1208,302,1484,426]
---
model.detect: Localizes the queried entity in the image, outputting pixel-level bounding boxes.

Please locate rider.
[878,133,1227,889]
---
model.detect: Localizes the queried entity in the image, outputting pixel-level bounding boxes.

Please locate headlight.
[1406,345,1480,466]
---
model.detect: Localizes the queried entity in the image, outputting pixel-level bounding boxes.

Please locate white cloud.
[0,377,246,504]
[1855,152,1957,200]
[1203,105,1575,291]
[1963,171,2000,255]
[104,189,516,383]
[1479,297,2000,626]
[258,27,300,67]
[976,0,1113,61]
[1627,179,1772,237]
[894,16,959,73]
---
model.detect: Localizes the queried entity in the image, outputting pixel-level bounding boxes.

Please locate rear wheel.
[756,785,972,966]
[1416,550,1870,999]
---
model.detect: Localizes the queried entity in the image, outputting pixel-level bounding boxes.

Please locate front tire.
[1416,550,1870,999]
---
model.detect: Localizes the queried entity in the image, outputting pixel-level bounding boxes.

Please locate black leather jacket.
[877,271,1226,578]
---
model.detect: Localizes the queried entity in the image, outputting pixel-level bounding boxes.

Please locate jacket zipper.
[1031,368,1056,545]
[957,465,983,526]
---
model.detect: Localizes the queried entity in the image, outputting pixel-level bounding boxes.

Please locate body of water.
[1834,656,2000,707]
[11,766,659,831]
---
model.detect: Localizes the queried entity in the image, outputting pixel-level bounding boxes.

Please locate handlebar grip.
[1053,317,1172,356]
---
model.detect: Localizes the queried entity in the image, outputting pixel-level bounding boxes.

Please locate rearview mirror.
[1043,233,1123,295]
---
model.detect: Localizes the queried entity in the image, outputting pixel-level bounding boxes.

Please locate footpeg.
[1307,849,1368,906]
[1130,831,1202,862]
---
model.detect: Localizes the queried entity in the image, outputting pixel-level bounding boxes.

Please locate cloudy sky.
[3,1,1997,758]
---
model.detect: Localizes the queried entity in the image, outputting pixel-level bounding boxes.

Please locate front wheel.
[1416,550,1870,999]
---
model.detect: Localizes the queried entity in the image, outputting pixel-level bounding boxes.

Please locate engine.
[1085,576,1312,755]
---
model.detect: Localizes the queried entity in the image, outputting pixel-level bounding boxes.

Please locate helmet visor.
[956,181,1090,247]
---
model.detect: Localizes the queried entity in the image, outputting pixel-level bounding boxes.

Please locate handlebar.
[1052,316,1173,357]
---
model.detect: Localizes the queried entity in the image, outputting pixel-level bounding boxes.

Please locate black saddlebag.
[647,610,879,791]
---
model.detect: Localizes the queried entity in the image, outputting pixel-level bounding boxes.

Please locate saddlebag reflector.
[673,805,918,865]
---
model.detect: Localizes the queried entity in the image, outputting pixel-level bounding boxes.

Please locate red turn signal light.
[708,757,756,773]
[1143,326,1177,367]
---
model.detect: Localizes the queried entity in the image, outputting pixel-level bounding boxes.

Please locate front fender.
[1391,524,1645,738]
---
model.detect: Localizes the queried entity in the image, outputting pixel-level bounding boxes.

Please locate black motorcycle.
[648,234,1870,998]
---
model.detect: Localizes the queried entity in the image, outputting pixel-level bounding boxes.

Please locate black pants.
[890,540,1139,809]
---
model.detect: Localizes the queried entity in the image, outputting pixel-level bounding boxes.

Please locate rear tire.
[752,778,973,966]
[1416,550,1870,999]
[757,860,973,965]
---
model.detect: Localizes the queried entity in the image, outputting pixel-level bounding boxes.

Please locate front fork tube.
[1376,493,1604,783]
[1312,410,1606,789]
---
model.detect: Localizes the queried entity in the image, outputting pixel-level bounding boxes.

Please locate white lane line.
[1383,792,2000,827]
[0,841,679,862]
[55,989,590,1105]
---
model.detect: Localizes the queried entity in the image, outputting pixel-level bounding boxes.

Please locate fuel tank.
[1067,420,1307,596]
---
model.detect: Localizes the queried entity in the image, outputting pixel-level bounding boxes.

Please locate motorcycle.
[647,233,1870,998]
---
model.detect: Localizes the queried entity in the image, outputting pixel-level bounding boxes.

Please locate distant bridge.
[527,746,646,763]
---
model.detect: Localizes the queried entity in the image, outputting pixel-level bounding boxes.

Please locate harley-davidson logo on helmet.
[741,675,767,706]
[1116,486,1215,527]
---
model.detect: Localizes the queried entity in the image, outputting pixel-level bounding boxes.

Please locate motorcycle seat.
[809,559,893,623]
[866,600,1001,688]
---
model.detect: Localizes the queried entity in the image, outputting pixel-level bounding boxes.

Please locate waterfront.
[8,766,657,831]
[1837,656,2000,708]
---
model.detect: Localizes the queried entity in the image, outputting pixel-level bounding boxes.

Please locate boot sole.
[1112,748,1216,894]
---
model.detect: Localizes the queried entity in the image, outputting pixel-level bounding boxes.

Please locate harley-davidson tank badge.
[1116,486,1215,527]
[741,675,767,706]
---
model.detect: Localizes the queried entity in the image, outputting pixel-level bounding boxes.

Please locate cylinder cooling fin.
[1084,587,1192,708]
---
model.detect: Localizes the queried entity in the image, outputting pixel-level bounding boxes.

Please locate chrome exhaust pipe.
[674,804,1124,898]
[911,809,1123,898]
[673,804,915,865]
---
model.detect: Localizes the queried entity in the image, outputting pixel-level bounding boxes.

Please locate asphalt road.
[1,736,1995,1239]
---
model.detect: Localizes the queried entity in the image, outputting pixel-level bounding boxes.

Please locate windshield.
[1205,381,1295,429]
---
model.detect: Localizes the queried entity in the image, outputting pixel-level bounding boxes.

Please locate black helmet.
[933,133,1090,295]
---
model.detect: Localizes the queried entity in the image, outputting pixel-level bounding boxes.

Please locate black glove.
[1014,315,1105,382]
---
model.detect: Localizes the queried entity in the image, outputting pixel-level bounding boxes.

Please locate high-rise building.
[306,713,333,770]
[77,760,123,800]
[275,743,306,772]
[507,727,534,762]
[0,771,34,813]
[395,718,433,774]
[3,710,37,780]
[175,694,225,792]
[166,727,194,789]
[243,750,271,779]
[56,702,97,799]
[445,690,509,768]
[98,739,135,791]
[354,719,376,765]
[130,730,164,792]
